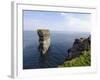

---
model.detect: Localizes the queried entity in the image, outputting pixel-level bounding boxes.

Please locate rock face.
[67,36,91,60]
[37,29,50,55]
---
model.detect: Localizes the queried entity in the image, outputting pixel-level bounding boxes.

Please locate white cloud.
[24,18,55,31]
[60,13,67,16]
[60,12,91,32]
[67,17,90,32]
[62,15,91,32]
[24,12,91,32]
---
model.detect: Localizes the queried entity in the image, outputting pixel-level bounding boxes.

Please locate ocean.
[23,31,90,69]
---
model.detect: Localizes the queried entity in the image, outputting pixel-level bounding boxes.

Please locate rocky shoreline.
[59,36,91,67]
[66,36,91,60]
[37,29,91,67]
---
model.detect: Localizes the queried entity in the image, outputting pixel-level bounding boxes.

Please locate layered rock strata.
[37,29,50,55]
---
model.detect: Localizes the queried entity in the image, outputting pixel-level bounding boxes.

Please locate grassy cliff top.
[59,50,91,67]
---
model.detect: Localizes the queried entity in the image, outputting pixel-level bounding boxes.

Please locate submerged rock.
[37,29,50,55]
[67,36,91,60]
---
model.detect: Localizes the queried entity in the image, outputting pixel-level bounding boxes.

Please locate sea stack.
[37,29,50,55]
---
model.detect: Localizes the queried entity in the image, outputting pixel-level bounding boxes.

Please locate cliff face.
[37,29,50,55]
[67,36,91,60]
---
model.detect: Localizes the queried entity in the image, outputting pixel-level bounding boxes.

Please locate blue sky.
[23,10,91,32]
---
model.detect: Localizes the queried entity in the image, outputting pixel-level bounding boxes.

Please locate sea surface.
[23,31,90,69]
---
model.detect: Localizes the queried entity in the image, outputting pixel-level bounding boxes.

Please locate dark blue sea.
[23,31,90,69]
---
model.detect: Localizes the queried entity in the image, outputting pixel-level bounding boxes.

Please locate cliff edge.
[67,36,91,60]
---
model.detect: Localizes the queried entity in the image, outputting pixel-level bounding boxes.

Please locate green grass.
[59,50,91,67]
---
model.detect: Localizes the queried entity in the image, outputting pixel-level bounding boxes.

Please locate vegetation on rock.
[59,50,91,67]
[59,36,91,67]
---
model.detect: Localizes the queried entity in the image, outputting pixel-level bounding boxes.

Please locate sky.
[23,10,91,32]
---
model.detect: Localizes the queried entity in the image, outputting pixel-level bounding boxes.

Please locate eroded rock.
[37,29,50,55]
[67,36,91,60]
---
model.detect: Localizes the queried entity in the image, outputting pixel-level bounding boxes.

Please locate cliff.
[59,50,91,67]
[59,36,91,67]
[37,29,50,55]
[67,36,91,60]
